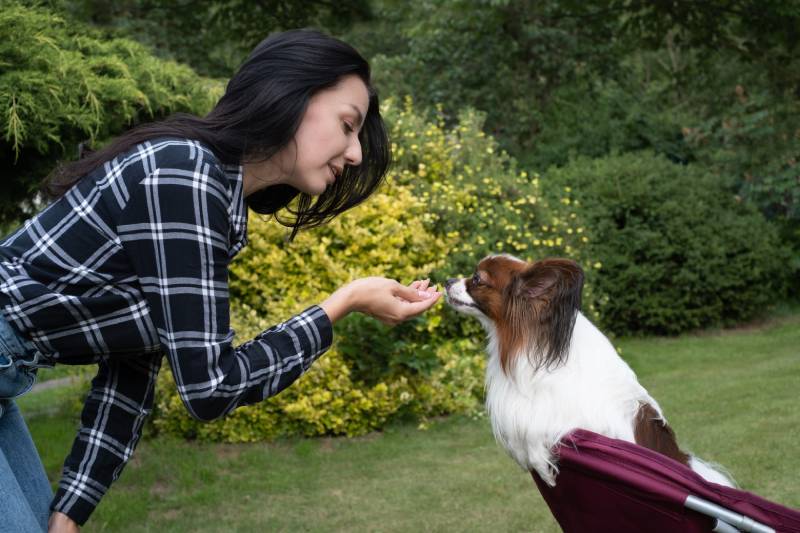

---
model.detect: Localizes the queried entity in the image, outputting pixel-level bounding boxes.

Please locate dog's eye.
[472,273,482,286]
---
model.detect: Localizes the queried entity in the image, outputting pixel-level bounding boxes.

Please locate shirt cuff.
[51,485,99,526]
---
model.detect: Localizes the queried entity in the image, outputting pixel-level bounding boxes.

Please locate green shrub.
[0,2,222,224]
[543,151,789,335]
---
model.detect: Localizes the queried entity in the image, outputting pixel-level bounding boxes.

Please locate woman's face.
[244,74,369,198]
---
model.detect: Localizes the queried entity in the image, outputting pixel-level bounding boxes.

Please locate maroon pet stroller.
[532,429,800,533]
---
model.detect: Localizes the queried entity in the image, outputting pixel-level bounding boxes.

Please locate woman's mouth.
[328,164,341,183]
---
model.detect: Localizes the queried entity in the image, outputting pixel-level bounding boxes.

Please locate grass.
[18,310,800,532]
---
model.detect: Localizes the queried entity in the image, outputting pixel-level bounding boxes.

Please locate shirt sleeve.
[116,148,333,422]
[50,355,161,525]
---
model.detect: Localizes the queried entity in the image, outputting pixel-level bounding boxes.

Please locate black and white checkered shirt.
[0,138,333,525]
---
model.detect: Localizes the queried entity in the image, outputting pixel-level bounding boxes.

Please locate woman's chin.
[292,177,330,197]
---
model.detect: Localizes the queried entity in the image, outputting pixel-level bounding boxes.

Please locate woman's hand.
[320,277,441,325]
[49,512,80,533]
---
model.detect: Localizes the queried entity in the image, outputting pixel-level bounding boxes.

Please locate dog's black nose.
[445,278,458,289]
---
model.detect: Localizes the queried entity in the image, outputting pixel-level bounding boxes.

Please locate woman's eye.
[343,122,354,134]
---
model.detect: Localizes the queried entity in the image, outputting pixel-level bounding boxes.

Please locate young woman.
[0,30,440,532]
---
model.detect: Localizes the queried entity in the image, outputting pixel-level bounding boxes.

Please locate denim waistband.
[0,312,51,369]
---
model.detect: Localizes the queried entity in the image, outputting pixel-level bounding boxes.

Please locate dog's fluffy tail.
[689,456,736,487]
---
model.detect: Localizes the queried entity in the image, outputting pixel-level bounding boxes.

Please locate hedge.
[542,151,789,335]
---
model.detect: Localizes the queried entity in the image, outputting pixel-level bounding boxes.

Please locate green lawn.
[19,310,800,532]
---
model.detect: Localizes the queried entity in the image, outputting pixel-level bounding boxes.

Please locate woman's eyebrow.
[347,103,365,128]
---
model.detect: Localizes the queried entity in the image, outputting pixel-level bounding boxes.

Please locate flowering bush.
[152,99,582,441]
[152,174,485,440]
[383,99,597,335]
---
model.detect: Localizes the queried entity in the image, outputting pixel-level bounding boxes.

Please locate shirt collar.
[223,163,248,258]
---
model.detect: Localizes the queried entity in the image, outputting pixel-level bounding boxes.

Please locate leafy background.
[2,0,797,440]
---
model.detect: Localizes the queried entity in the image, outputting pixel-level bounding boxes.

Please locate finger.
[398,292,442,318]
[407,279,430,293]
[395,282,436,302]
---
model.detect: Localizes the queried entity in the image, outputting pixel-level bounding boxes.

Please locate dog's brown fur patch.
[633,403,690,466]
[498,259,583,373]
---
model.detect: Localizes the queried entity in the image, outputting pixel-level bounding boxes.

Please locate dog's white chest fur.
[484,312,659,485]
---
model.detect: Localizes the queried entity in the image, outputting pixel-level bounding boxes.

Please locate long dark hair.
[45,29,391,239]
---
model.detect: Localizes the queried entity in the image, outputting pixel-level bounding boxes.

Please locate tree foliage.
[54,0,373,76]
[347,0,618,156]
[0,1,223,224]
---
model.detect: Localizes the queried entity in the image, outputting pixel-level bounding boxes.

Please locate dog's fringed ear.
[523,271,560,301]
[511,259,584,370]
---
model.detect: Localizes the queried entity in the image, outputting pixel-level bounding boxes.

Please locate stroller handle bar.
[685,495,776,533]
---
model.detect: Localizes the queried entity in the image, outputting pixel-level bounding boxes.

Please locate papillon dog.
[445,254,733,487]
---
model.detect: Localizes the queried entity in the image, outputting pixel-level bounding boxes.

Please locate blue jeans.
[0,314,53,532]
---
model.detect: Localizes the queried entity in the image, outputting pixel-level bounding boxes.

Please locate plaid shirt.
[0,138,333,525]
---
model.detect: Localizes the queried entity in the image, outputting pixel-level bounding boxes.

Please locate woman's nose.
[345,135,362,167]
